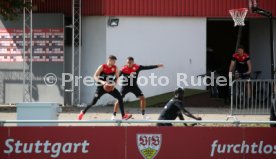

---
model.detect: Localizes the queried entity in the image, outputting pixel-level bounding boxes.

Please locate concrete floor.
[0,107,269,126]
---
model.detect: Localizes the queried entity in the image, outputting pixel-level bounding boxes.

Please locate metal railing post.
[116,120,122,126]
[231,79,276,116]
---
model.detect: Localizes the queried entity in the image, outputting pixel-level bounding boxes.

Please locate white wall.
[81,17,107,104]
[249,19,276,79]
[106,17,206,102]
[81,16,207,104]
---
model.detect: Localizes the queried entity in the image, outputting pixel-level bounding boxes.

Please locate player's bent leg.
[111,100,119,120]
[78,97,99,120]
[139,96,150,119]
[140,96,146,111]
[109,89,132,120]
[112,90,127,120]
[78,87,104,120]
[132,86,146,118]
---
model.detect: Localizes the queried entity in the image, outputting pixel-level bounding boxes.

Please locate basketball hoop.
[229,8,248,27]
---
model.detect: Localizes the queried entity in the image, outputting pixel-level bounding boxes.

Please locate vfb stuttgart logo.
[137,134,162,159]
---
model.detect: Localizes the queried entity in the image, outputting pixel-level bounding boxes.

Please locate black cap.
[174,87,184,100]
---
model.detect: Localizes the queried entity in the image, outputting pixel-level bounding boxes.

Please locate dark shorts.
[240,74,250,79]
[83,86,124,114]
[121,86,144,98]
[157,116,174,126]
[236,70,250,79]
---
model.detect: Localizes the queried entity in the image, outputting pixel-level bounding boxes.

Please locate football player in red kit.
[229,45,252,98]
[78,55,132,120]
[112,57,164,120]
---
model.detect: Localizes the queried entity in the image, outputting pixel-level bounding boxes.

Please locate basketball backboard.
[248,0,272,17]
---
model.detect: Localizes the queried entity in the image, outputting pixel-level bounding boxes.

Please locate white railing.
[1,120,276,126]
[230,79,276,115]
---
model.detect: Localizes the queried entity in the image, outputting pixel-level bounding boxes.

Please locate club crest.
[137,134,162,159]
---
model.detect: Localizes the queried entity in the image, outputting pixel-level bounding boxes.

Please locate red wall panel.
[0,127,276,159]
[0,127,125,159]
[32,0,276,18]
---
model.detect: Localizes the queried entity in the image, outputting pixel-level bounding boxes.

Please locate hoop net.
[229,8,248,27]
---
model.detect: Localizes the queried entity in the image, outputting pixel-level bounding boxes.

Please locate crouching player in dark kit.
[157,88,202,126]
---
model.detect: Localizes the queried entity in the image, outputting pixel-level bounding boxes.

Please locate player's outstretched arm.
[229,61,236,75]
[114,68,120,85]
[139,64,164,70]
[245,60,252,75]
[177,112,188,126]
[157,64,164,68]
[176,102,201,120]
[93,65,106,85]
[181,108,201,120]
